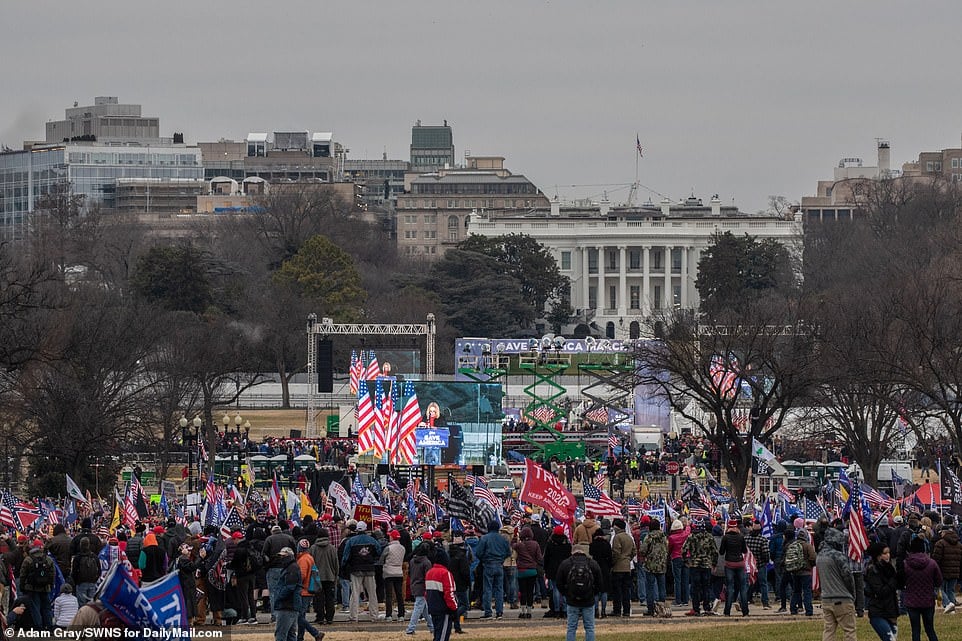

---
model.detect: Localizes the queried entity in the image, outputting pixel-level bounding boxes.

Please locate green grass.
[462,615,962,641]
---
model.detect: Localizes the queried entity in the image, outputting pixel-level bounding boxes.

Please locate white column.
[681,246,690,308]
[618,246,627,316]
[581,247,590,314]
[597,245,605,313]
[642,246,651,316]
[664,245,673,309]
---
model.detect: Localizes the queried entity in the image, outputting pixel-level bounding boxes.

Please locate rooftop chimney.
[710,194,721,216]
[550,197,561,217]
[660,197,671,217]
[878,140,891,176]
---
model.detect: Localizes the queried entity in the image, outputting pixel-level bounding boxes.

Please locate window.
[935,162,942,171]
[629,250,640,270]
[424,214,436,224]
[424,230,437,239]
[588,286,597,309]
[952,158,959,169]
[673,285,681,307]
[447,215,459,241]
[927,161,934,172]
[653,285,662,310]
[608,286,617,310]
[560,251,571,270]
[404,230,417,239]
[652,250,662,271]
[630,286,640,309]
[607,250,617,271]
[588,250,598,273]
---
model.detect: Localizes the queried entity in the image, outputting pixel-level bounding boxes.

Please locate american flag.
[356,380,377,454]
[417,490,435,514]
[349,350,361,395]
[529,405,556,424]
[383,382,399,462]
[688,497,712,519]
[608,432,618,450]
[371,505,392,525]
[0,493,17,529]
[222,506,244,532]
[592,469,607,490]
[861,484,896,509]
[709,354,739,400]
[847,483,869,562]
[745,545,757,585]
[396,382,420,464]
[584,406,609,425]
[636,134,644,158]
[446,476,476,524]
[804,496,827,522]
[583,483,623,517]
[465,474,487,486]
[268,473,281,517]
[372,379,387,459]
[363,351,381,381]
[745,484,756,507]
[625,498,644,516]
[474,477,502,512]
[385,476,402,494]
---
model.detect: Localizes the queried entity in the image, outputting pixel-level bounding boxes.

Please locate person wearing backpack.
[718,518,749,617]
[20,540,56,630]
[295,539,324,641]
[639,517,669,618]
[340,521,381,623]
[71,538,101,606]
[788,529,816,616]
[556,548,603,641]
[681,518,718,616]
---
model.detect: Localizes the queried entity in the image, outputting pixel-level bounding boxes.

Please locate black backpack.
[25,555,54,589]
[73,552,101,584]
[566,559,595,601]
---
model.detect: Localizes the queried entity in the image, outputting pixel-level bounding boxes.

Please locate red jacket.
[425,563,458,614]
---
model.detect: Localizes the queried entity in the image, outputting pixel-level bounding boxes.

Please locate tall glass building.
[0,143,203,240]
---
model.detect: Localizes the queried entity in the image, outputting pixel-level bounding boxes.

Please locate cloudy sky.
[3,1,961,212]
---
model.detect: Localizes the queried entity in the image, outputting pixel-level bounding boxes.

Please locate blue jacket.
[341,533,381,573]
[475,529,510,569]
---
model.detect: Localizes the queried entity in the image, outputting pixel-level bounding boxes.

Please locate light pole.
[180,416,201,493]
[234,413,243,484]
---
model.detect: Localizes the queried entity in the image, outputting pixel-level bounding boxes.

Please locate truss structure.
[305,313,436,436]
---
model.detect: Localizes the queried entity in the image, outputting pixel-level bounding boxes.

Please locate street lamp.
[233,414,243,483]
[181,415,201,493]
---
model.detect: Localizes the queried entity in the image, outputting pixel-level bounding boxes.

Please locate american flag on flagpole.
[396,382,421,465]
[592,469,607,490]
[417,490,436,514]
[529,405,555,424]
[474,477,502,512]
[584,406,608,425]
[847,482,869,562]
[636,134,644,158]
[383,382,399,463]
[356,380,377,454]
[363,351,381,381]
[268,473,281,517]
[349,350,361,395]
[371,379,387,459]
[583,483,623,517]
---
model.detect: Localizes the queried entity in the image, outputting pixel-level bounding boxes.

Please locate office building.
[410,120,455,172]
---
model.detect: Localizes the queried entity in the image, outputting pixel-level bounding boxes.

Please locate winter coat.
[588,536,613,593]
[45,533,72,574]
[556,553,604,608]
[425,563,459,615]
[572,518,600,546]
[309,538,339,583]
[513,530,543,572]
[138,533,167,583]
[543,534,572,581]
[932,529,962,581]
[640,530,669,575]
[718,530,747,565]
[902,552,942,609]
[379,540,405,579]
[272,556,303,611]
[409,552,433,598]
[681,531,718,570]
[864,559,900,620]
[815,528,855,602]
[475,528,511,569]
[667,528,689,560]
[611,528,637,573]
[446,542,472,593]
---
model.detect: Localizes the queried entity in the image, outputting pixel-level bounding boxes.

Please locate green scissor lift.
[519,351,584,460]
[578,352,636,460]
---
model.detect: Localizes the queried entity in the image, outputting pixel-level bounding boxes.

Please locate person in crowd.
[71,537,102,606]
[556,547,603,641]
[816,527,857,641]
[681,517,718,617]
[864,542,901,641]
[542,525,572,618]
[513,525,544,620]
[931,518,961,613]
[667,519,690,608]
[52,583,79,629]
[406,541,435,636]
[273,548,312,641]
[588,528,612,618]
[295,539,322,641]
[745,520,771,609]
[718,518,749,617]
[475,520,511,620]
[308,528,338,626]
[176,543,202,627]
[445,531,472,634]
[425,547,459,641]
[609,518,636,617]
[21,539,56,630]
[381,529,406,623]
[787,528,816,616]
[340,521,381,624]
[902,536,942,641]
[639,517,669,618]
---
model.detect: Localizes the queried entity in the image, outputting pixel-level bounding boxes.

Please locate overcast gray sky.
[3,1,961,213]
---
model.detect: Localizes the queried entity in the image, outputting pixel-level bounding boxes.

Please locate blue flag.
[141,572,189,630]
[760,499,773,539]
[99,562,161,629]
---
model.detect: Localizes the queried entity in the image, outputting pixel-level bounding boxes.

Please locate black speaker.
[317,339,333,393]
[472,465,485,476]
[376,464,389,476]
[289,429,302,439]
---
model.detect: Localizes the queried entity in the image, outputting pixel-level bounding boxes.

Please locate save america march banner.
[93,562,191,634]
